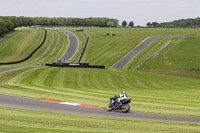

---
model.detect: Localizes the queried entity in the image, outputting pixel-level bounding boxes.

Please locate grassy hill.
[0,66,199,117]
[0,28,69,66]
[0,28,43,63]
[0,27,200,132]
[124,38,170,70]
[0,106,199,133]
[22,28,69,65]
[0,28,200,117]
[0,30,18,39]
[139,36,200,78]
[77,28,200,67]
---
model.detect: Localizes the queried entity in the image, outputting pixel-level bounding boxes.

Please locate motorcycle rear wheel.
[106,103,113,112]
[121,104,130,113]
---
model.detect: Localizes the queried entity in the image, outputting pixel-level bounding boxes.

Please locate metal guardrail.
[133,34,200,70]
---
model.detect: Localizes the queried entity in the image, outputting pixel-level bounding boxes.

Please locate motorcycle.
[106,96,131,113]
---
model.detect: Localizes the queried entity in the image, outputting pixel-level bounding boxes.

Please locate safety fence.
[46,63,105,69]
[78,36,89,63]
[133,34,200,70]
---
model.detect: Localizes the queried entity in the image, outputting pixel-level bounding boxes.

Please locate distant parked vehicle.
[76,28,83,31]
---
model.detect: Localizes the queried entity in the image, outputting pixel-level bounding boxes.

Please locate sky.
[0,0,200,26]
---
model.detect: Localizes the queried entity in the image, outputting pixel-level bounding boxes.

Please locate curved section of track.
[0,93,199,123]
[56,29,79,62]
[111,35,178,69]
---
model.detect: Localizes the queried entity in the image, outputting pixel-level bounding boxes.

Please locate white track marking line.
[59,102,80,106]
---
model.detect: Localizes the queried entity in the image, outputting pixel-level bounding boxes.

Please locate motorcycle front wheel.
[121,104,130,113]
[106,103,113,112]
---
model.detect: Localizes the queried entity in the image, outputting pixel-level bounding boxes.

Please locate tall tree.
[6,20,15,31]
[0,18,8,34]
[129,21,134,27]
[122,21,127,27]
[152,22,159,27]
[146,22,152,27]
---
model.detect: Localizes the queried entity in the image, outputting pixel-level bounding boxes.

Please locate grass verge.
[0,106,200,133]
[139,36,200,78]
[0,28,43,63]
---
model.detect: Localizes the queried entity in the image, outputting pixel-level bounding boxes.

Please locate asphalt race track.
[111,35,178,69]
[0,93,200,123]
[0,66,35,73]
[56,29,79,62]
[0,30,20,42]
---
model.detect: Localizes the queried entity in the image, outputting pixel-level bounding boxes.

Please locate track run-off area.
[0,27,200,124]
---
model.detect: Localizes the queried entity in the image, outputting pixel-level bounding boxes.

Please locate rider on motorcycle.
[107,90,131,113]
[118,90,128,106]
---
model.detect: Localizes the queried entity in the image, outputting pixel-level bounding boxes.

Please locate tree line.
[0,16,119,36]
[0,16,19,36]
[146,17,200,28]
[17,16,119,27]
[168,17,200,28]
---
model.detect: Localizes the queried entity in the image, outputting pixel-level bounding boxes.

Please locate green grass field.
[0,30,18,38]
[0,28,43,63]
[0,27,200,132]
[77,28,200,67]
[0,66,200,117]
[0,28,69,66]
[22,28,69,65]
[124,38,170,70]
[0,106,199,133]
[139,36,200,78]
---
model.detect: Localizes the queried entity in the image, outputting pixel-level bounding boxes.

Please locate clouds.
[0,0,199,26]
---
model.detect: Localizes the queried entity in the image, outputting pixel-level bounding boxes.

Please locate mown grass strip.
[0,28,42,63]
[20,29,69,65]
[0,106,200,133]
[0,29,46,65]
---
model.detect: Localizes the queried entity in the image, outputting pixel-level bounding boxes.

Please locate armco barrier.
[0,29,47,65]
[78,36,89,63]
[133,34,200,70]
[46,63,105,69]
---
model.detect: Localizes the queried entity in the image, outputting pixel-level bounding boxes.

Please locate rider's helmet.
[121,90,126,94]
